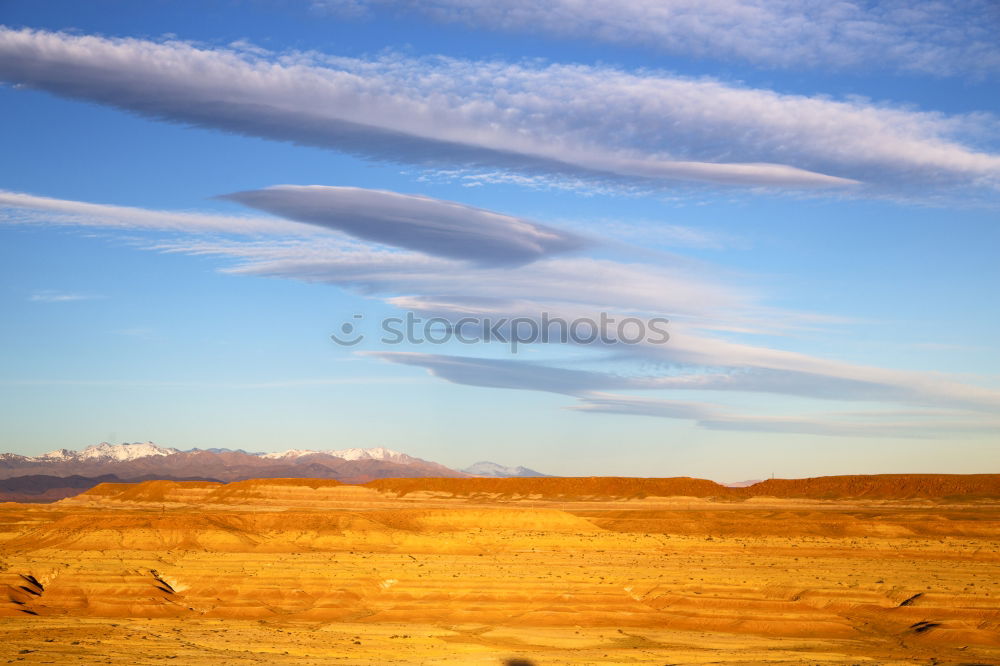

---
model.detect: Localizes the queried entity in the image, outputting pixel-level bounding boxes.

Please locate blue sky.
[0,0,998,480]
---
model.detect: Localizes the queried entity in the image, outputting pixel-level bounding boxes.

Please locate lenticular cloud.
[222,186,586,266]
[9,27,1000,195]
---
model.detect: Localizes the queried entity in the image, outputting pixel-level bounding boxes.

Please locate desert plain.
[0,475,998,665]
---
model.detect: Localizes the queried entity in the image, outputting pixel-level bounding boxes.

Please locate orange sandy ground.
[1,479,998,664]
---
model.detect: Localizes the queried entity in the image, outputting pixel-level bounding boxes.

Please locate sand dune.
[1,474,998,664]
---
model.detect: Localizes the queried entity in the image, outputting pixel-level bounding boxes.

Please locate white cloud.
[222,185,587,265]
[28,289,101,303]
[315,0,1000,76]
[370,350,1000,415]
[412,168,655,198]
[0,376,415,389]
[369,353,1000,437]
[573,393,1000,438]
[637,331,1000,412]
[216,247,760,326]
[2,27,998,195]
[0,190,316,235]
[5,188,999,436]
[0,189,761,325]
[146,229,1000,418]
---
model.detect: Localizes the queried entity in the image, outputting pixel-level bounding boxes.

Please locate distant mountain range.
[0,442,461,482]
[724,479,764,488]
[16,442,429,466]
[0,473,220,503]
[461,461,549,478]
[0,443,550,502]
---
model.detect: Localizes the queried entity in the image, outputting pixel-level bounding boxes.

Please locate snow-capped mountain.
[462,461,549,478]
[330,447,418,463]
[261,447,419,464]
[38,449,73,460]
[28,443,418,465]
[0,443,468,487]
[23,442,178,463]
[37,442,179,462]
[188,447,265,455]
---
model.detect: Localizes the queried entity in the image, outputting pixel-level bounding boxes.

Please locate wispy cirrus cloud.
[0,376,415,389]
[152,239,1000,422]
[370,352,1000,437]
[0,190,315,236]
[572,394,1000,438]
[369,350,1000,414]
[0,189,761,327]
[2,186,591,266]
[314,0,1000,77]
[366,352,636,395]
[4,187,999,439]
[28,289,102,303]
[2,27,999,196]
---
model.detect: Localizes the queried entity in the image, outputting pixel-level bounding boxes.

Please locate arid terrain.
[1,475,998,664]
